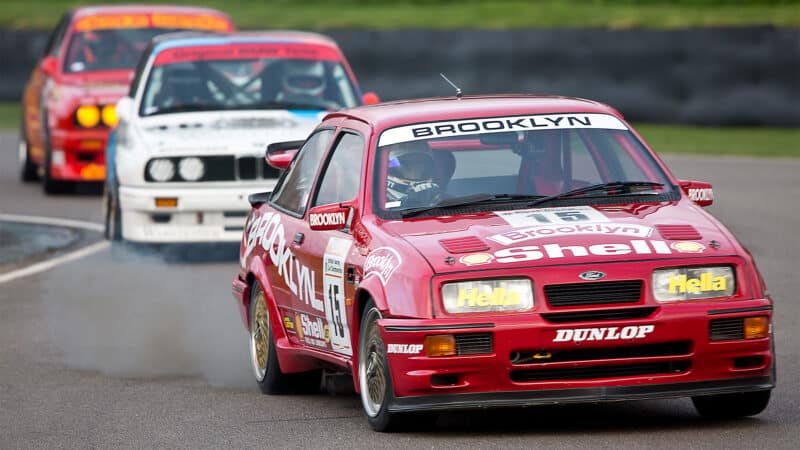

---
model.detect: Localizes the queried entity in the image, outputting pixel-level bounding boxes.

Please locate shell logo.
[295,314,303,340]
[670,241,706,253]
[459,253,494,266]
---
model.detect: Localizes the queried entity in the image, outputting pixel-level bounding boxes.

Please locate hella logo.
[579,270,606,281]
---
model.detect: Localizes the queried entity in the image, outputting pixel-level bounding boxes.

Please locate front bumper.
[378,300,774,412]
[119,184,255,243]
[48,127,109,182]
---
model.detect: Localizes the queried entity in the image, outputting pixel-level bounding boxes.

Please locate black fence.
[3,27,798,126]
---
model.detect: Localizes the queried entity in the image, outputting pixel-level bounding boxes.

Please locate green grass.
[1,102,796,156]
[2,0,799,30]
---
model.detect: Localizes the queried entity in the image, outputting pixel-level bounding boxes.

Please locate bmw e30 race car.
[104,32,378,243]
[232,95,774,431]
[19,5,235,194]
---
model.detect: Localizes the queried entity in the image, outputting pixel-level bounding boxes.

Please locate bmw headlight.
[148,159,175,182]
[652,266,735,302]
[442,278,533,314]
[178,157,205,181]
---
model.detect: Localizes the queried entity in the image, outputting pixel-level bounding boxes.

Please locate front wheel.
[358,300,402,431]
[18,127,38,182]
[692,390,771,419]
[103,184,122,241]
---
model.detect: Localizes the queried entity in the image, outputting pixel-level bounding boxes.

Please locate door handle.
[293,232,305,245]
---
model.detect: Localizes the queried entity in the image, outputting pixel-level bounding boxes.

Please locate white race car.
[104,31,376,243]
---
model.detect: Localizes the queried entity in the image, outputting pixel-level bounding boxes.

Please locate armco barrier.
[2,27,798,126]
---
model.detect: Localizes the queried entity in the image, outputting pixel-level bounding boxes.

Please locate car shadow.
[110,241,240,264]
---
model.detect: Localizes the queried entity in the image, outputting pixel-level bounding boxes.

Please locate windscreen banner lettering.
[154,44,338,66]
[74,14,230,32]
[379,113,628,146]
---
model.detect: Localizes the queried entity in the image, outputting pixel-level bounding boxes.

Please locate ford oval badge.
[579,271,606,281]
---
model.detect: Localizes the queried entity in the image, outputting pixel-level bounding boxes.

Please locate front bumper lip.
[388,376,774,413]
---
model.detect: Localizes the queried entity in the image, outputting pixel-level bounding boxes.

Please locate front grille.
[541,307,657,323]
[145,155,279,182]
[237,156,258,180]
[262,159,282,180]
[510,361,690,382]
[510,341,692,365]
[545,280,643,307]
[455,333,493,355]
[710,317,744,341]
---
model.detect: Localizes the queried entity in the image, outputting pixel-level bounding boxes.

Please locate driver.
[385,141,441,208]
[276,60,328,104]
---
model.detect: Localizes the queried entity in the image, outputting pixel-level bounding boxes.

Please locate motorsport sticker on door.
[323,237,353,356]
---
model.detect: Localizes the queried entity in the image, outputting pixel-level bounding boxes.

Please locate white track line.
[0,213,108,284]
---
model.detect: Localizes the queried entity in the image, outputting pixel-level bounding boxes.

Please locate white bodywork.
[115,109,323,243]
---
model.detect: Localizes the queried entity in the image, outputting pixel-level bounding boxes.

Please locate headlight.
[101,104,118,127]
[652,266,735,302]
[178,157,205,181]
[75,105,100,128]
[147,159,175,182]
[442,278,533,314]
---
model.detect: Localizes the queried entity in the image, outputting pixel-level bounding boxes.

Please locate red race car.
[232,95,774,431]
[19,5,234,194]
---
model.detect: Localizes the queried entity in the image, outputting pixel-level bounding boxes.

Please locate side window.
[313,132,365,207]
[271,129,335,215]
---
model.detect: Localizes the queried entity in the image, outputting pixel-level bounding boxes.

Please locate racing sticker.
[494,206,609,228]
[295,313,329,349]
[488,222,653,246]
[378,113,628,146]
[462,239,677,265]
[323,237,353,356]
[364,247,402,285]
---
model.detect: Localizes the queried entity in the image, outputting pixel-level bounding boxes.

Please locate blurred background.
[0,0,798,157]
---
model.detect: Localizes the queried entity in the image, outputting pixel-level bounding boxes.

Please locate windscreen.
[374,113,672,215]
[139,44,359,116]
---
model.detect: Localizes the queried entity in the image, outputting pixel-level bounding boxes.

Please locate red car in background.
[233,95,774,431]
[19,5,234,194]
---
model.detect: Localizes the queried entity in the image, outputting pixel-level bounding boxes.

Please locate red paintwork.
[21,5,234,184]
[233,95,774,408]
[153,43,344,66]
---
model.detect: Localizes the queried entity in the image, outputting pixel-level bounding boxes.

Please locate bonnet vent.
[439,236,489,254]
[655,224,702,240]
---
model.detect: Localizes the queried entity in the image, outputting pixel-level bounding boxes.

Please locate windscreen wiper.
[526,181,665,208]
[400,193,544,218]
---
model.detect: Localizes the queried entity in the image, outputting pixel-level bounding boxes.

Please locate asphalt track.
[1,131,798,448]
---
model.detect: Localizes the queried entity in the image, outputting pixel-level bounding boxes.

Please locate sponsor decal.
[688,188,713,202]
[579,270,606,281]
[553,325,655,343]
[387,344,423,355]
[670,242,706,254]
[297,313,329,348]
[489,222,652,245]
[243,212,324,312]
[457,287,520,308]
[379,113,628,146]
[74,14,230,32]
[310,211,347,227]
[364,247,402,285]
[283,315,295,332]
[459,253,494,266]
[668,273,727,294]
[323,237,353,356]
[154,44,339,66]
[488,239,673,264]
[494,206,608,228]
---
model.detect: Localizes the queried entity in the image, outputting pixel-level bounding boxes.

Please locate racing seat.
[432,150,456,193]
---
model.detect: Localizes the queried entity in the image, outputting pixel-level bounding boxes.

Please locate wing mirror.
[679,180,713,207]
[362,92,380,105]
[308,203,352,231]
[115,97,134,124]
[40,56,57,77]
[265,140,304,171]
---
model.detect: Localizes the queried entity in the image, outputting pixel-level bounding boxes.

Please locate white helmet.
[282,60,326,97]
[386,141,440,206]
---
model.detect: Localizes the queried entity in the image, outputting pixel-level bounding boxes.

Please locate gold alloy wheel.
[250,289,269,381]
[359,307,387,417]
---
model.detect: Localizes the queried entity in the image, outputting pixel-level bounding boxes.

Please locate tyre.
[692,390,771,419]
[103,183,122,241]
[18,125,38,182]
[249,281,320,394]
[358,300,403,432]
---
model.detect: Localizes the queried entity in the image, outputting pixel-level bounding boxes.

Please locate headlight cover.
[652,266,735,302]
[442,278,533,314]
[178,157,205,181]
[75,105,100,128]
[148,158,175,182]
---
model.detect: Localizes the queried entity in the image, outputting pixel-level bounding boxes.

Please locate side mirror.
[265,140,304,171]
[308,203,352,231]
[116,97,134,123]
[40,56,57,77]
[362,92,380,105]
[679,180,713,207]
[248,191,272,208]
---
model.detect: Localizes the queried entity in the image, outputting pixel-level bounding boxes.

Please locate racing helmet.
[281,60,327,97]
[386,141,439,204]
